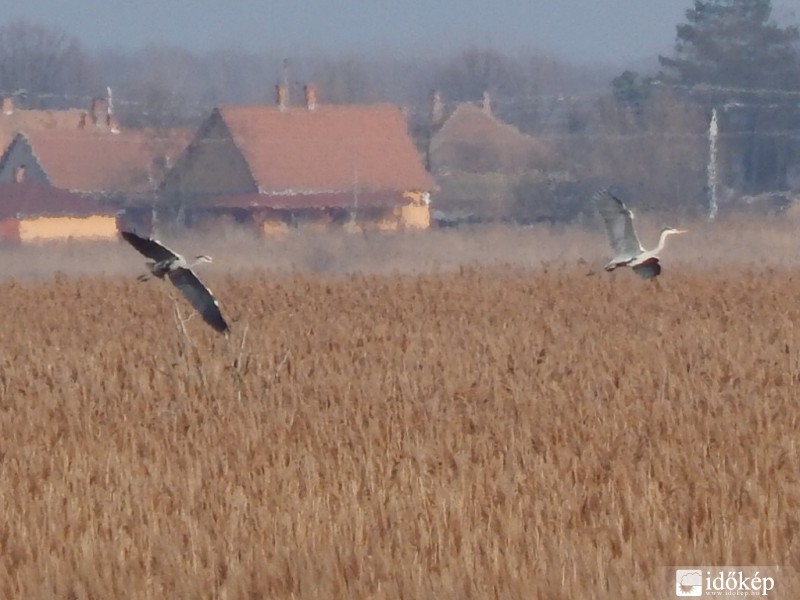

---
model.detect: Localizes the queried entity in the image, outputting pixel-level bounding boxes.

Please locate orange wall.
[343,203,430,232]
[399,203,430,229]
[19,216,118,242]
[400,190,432,229]
[261,220,289,236]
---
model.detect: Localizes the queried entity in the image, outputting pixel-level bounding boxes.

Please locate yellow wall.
[371,217,399,232]
[400,190,431,229]
[291,211,338,232]
[261,219,289,236]
[19,216,118,242]
[344,202,430,232]
[399,203,430,229]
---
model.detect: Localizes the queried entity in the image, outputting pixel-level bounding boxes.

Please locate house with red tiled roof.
[426,92,570,223]
[429,96,551,175]
[162,85,436,233]
[0,109,190,241]
[0,181,117,243]
[0,94,161,242]
[0,128,190,196]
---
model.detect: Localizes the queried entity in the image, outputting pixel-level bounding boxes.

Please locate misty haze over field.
[0,0,798,224]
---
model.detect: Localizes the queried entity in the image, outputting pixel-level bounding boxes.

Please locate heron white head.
[661,226,688,235]
[192,255,215,264]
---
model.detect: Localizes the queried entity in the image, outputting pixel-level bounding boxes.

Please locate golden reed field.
[1,222,800,598]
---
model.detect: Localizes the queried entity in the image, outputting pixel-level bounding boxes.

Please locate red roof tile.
[431,103,551,173]
[0,107,85,151]
[216,104,435,193]
[17,128,191,193]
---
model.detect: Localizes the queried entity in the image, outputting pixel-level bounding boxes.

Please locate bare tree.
[307,56,375,104]
[107,45,207,127]
[435,46,524,104]
[570,88,708,214]
[0,20,92,107]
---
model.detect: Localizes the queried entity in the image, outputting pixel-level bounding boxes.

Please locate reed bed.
[1,258,799,598]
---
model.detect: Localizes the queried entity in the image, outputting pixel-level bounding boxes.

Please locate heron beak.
[676,229,688,234]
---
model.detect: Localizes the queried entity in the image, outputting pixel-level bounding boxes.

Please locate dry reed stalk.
[0,266,798,598]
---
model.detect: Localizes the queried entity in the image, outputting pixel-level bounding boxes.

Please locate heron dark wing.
[592,189,643,258]
[121,231,179,262]
[167,268,230,334]
[632,260,661,280]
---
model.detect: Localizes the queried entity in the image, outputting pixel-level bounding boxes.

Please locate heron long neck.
[652,230,675,255]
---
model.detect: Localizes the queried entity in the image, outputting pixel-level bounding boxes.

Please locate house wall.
[261,219,290,236]
[374,216,399,231]
[298,212,336,232]
[248,203,429,234]
[399,203,430,229]
[162,111,257,198]
[18,215,118,242]
[398,190,432,229]
[352,207,399,232]
[0,218,21,242]
[249,208,289,236]
[0,139,50,184]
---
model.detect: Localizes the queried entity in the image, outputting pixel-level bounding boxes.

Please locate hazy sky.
[0,0,797,65]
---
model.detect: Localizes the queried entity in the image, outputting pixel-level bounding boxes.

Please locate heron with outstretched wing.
[121,230,230,334]
[592,189,686,279]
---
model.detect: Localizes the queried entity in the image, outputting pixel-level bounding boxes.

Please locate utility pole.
[707,108,719,221]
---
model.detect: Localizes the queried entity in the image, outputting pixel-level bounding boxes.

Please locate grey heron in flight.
[121,230,230,334]
[592,189,687,279]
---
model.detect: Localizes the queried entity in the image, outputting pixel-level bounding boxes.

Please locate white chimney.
[304,84,318,111]
[276,84,289,111]
[431,89,444,126]
[482,91,492,117]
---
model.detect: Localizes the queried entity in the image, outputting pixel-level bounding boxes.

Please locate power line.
[651,80,800,98]
[0,80,798,133]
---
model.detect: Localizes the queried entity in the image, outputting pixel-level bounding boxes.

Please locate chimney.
[431,89,444,126]
[14,164,25,183]
[78,112,87,129]
[2,97,13,115]
[482,91,492,117]
[276,84,289,111]
[106,86,120,133]
[304,84,318,111]
[106,86,114,117]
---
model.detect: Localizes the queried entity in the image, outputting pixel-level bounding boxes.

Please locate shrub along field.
[1,254,799,598]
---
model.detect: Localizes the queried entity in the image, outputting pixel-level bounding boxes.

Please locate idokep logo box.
[673,567,780,597]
